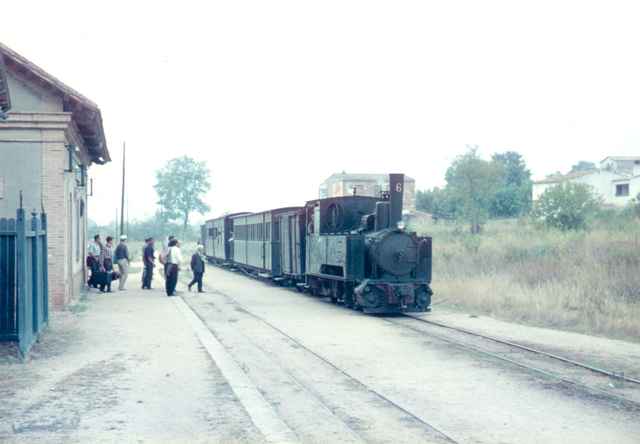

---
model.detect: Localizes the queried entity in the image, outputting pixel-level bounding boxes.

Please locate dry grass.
[412,217,640,342]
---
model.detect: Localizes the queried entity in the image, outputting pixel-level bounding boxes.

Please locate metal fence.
[0,208,48,356]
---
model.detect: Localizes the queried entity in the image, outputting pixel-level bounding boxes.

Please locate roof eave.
[0,42,109,164]
[0,53,11,113]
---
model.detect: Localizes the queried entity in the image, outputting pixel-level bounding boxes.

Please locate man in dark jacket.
[114,235,130,291]
[188,245,206,293]
[142,238,155,290]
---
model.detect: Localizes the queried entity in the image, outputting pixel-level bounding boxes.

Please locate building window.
[616,184,630,197]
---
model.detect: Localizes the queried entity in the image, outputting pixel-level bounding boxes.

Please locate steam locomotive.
[201,174,433,314]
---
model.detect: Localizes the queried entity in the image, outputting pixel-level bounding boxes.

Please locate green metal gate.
[0,208,49,356]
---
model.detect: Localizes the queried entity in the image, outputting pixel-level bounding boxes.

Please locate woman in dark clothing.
[188,245,206,293]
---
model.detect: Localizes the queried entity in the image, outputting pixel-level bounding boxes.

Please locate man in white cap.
[114,235,130,291]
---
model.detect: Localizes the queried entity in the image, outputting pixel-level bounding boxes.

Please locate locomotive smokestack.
[389,173,404,228]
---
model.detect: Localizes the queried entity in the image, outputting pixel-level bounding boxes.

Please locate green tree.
[490,151,532,217]
[532,182,602,230]
[416,187,457,221]
[570,161,597,173]
[155,156,211,232]
[445,147,503,233]
[416,189,435,213]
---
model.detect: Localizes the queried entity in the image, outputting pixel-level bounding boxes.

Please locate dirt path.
[0,270,262,444]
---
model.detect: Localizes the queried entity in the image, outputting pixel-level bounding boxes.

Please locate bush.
[532,182,602,231]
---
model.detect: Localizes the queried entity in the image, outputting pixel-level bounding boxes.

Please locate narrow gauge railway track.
[219,295,458,444]
[384,314,640,409]
[198,265,640,412]
[180,279,460,444]
[405,314,640,386]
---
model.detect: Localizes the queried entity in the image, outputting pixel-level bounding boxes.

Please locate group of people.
[87,234,128,293]
[88,235,206,297]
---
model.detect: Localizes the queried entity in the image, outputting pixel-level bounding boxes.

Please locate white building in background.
[532,156,640,206]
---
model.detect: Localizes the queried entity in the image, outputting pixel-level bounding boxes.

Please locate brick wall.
[42,139,68,307]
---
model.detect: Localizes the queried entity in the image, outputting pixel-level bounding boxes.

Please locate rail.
[404,314,640,386]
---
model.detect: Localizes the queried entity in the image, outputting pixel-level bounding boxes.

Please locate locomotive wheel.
[362,286,384,310]
[416,287,432,309]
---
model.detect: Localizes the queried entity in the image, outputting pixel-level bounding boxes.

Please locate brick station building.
[0,43,110,307]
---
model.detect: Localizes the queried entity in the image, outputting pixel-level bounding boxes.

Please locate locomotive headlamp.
[396,220,406,231]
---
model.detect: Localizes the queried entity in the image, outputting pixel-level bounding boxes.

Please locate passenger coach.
[202,212,250,265]
[222,207,302,279]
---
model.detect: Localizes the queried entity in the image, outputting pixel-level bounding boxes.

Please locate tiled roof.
[601,156,640,162]
[533,170,597,185]
[0,41,110,164]
[533,168,633,185]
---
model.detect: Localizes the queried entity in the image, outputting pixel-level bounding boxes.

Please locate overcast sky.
[4,1,640,224]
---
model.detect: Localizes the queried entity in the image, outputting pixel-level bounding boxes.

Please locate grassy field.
[411,216,640,342]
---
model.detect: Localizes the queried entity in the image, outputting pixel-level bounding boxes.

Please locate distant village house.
[532,156,640,206]
[0,43,110,307]
[319,172,416,212]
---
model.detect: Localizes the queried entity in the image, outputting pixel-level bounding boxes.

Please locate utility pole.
[120,142,126,237]
[115,208,119,237]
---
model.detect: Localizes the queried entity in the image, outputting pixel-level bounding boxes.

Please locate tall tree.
[490,151,533,217]
[445,147,503,233]
[155,156,211,231]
